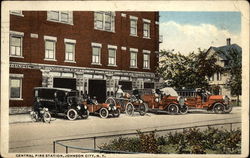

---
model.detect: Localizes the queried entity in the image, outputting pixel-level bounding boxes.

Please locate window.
[45,40,56,60]
[10,74,23,99]
[130,52,137,68]
[10,32,23,57]
[130,16,138,36]
[143,54,150,69]
[143,19,151,38]
[64,39,76,62]
[10,10,23,16]
[217,72,221,81]
[47,11,73,24]
[65,43,75,62]
[94,12,115,32]
[108,49,116,66]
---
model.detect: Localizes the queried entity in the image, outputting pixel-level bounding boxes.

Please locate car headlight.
[155,98,159,102]
[108,107,111,110]
[113,106,117,110]
[84,105,87,109]
[77,105,81,110]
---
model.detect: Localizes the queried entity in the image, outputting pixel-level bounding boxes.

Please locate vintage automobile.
[34,87,89,120]
[105,87,148,116]
[184,88,232,114]
[141,87,188,115]
[82,97,121,118]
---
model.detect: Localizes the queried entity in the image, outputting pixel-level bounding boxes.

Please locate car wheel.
[30,111,38,122]
[125,102,134,116]
[167,104,179,115]
[139,103,147,116]
[81,110,89,119]
[99,108,109,118]
[224,104,233,113]
[179,105,189,114]
[43,111,51,123]
[213,103,225,114]
[113,109,121,117]
[67,109,78,120]
[105,97,116,106]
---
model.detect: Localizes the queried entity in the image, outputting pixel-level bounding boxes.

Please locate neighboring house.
[9,11,161,113]
[206,38,242,100]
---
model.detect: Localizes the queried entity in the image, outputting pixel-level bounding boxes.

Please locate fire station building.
[9,11,160,113]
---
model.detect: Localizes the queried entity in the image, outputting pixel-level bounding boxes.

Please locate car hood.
[99,103,110,107]
[209,95,223,100]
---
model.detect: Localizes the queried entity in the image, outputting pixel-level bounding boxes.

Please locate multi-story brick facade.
[9,11,160,112]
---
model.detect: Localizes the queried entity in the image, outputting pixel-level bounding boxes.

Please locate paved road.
[9,107,241,153]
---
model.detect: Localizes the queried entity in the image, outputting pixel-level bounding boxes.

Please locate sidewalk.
[9,113,33,124]
[9,106,242,124]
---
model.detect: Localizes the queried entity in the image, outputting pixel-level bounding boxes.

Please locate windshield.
[160,87,179,96]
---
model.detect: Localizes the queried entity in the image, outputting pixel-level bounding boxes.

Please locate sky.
[159,12,241,55]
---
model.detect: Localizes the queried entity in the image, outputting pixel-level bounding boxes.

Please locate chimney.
[226,38,231,46]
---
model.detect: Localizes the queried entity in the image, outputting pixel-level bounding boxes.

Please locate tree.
[218,47,242,105]
[157,49,223,89]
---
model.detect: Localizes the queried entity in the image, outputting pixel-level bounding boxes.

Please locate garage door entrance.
[88,79,106,103]
[53,78,76,90]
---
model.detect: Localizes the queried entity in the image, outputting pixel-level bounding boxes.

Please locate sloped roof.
[207,44,242,60]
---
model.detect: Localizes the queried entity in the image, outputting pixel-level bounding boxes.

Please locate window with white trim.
[92,47,101,64]
[143,54,150,69]
[108,48,116,66]
[45,40,56,60]
[143,22,150,38]
[10,33,23,57]
[10,76,22,99]
[130,52,137,68]
[94,12,115,32]
[65,43,75,62]
[47,11,73,24]
[130,16,137,36]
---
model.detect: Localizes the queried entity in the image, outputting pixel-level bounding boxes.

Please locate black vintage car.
[34,87,89,120]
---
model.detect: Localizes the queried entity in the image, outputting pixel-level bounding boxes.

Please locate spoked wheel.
[167,104,179,115]
[125,102,134,116]
[67,109,78,120]
[30,111,38,122]
[224,104,233,114]
[105,97,116,106]
[213,103,225,114]
[81,110,89,119]
[179,105,189,114]
[99,108,109,118]
[113,109,121,117]
[139,103,147,116]
[43,111,51,123]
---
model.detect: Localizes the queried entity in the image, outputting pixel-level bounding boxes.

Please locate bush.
[99,127,241,154]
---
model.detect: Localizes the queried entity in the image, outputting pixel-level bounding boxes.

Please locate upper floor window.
[217,72,221,81]
[130,16,138,36]
[47,11,73,25]
[91,42,102,65]
[108,45,117,66]
[44,36,57,61]
[10,10,24,16]
[64,39,76,63]
[143,19,151,38]
[130,48,138,68]
[10,31,24,58]
[9,74,23,100]
[94,12,115,32]
[143,50,150,69]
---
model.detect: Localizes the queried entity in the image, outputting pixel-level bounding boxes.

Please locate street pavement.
[9,107,241,153]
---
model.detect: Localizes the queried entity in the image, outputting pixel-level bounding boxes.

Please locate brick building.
[9,11,160,113]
